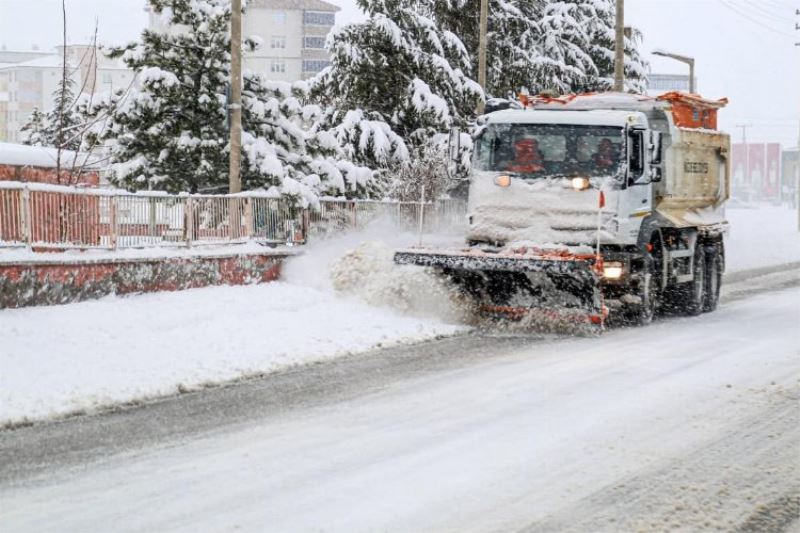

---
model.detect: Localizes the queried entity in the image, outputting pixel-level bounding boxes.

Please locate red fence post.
[21,186,31,249]
[110,195,118,250]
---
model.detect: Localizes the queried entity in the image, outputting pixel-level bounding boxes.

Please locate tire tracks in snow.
[520,394,800,533]
[0,262,798,489]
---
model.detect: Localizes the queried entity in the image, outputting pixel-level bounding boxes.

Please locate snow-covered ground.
[2,288,798,532]
[0,224,466,426]
[0,206,796,426]
[725,205,800,271]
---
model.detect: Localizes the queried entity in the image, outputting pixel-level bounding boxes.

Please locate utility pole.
[614,0,625,92]
[476,0,489,114]
[229,0,242,194]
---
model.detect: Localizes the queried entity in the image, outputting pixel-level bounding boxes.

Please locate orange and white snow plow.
[396,91,731,332]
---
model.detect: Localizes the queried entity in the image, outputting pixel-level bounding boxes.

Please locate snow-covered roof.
[0,142,101,170]
[0,55,73,70]
[485,109,645,128]
[529,92,670,113]
[0,55,129,72]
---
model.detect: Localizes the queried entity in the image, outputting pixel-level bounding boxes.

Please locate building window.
[303,36,326,49]
[302,60,331,73]
[303,11,335,26]
[272,11,286,24]
[271,36,286,49]
[270,60,286,74]
[102,73,112,83]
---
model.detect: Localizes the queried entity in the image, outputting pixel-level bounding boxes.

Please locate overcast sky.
[1,0,797,146]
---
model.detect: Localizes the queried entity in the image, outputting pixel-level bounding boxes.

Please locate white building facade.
[148,0,339,83]
[0,46,133,143]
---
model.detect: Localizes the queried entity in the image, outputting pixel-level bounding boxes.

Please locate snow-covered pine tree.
[20,75,83,151]
[100,0,371,203]
[241,76,375,205]
[430,0,544,99]
[312,0,483,162]
[533,0,598,94]
[583,0,648,93]
[433,0,647,97]
[19,108,48,147]
[103,0,233,193]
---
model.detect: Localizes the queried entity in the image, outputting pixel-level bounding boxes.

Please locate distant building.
[0,50,52,65]
[646,73,694,97]
[0,68,8,142]
[0,46,134,143]
[731,142,786,202]
[148,0,340,82]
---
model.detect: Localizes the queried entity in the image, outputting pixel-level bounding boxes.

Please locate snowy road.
[1,274,799,532]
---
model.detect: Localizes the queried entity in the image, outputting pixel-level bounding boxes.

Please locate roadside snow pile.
[0,225,468,427]
[725,205,800,271]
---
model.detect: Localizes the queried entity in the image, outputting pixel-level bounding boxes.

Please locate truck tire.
[633,269,657,325]
[682,244,706,316]
[703,244,722,313]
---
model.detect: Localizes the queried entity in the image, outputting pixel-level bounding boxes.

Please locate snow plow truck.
[394,92,731,331]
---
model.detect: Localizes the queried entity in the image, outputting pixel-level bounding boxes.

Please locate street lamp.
[652,49,695,94]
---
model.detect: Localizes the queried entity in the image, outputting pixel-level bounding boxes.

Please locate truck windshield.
[473,123,625,178]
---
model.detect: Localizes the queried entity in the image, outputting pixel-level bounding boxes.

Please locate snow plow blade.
[394,247,606,333]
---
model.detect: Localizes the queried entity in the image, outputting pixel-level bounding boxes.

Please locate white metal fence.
[0,182,467,251]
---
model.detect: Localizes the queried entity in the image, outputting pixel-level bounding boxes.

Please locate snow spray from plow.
[394,246,607,335]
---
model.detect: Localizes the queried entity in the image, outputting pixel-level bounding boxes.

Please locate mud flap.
[394,248,606,334]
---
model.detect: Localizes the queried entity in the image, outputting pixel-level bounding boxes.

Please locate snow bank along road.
[1,271,798,532]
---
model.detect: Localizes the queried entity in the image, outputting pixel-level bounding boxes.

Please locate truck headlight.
[494,175,511,188]
[603,261,624,279]
[571,177,590,191]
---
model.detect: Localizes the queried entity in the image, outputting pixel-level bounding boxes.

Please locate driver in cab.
[504,138,544,173]
[592,138,618,171]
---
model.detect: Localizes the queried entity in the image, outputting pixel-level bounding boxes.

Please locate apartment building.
[0,46,133,143]
[0,50,53,142]
[149,0,340,82]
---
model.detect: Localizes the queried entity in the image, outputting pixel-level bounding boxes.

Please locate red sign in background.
[765,143,781,199]
[731,143,748,186]
[748,143,766,194]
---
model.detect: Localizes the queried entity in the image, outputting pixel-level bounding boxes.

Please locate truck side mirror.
[448,127,461,162]
[628,129,645,183]
[650,131,662,165]
[447,127,462,180]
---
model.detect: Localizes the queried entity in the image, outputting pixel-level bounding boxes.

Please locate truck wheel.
[634,270,657,325]
[682,245,706,316]
[619,257,657,327]
[703,245,722,313]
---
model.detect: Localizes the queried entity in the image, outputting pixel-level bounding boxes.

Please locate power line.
[717,0,797,38]
[727,0,793,25]
[722,0,798,37]
[759,0,797,10]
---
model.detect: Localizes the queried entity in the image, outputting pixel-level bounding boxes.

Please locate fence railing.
[0,182,467,251]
